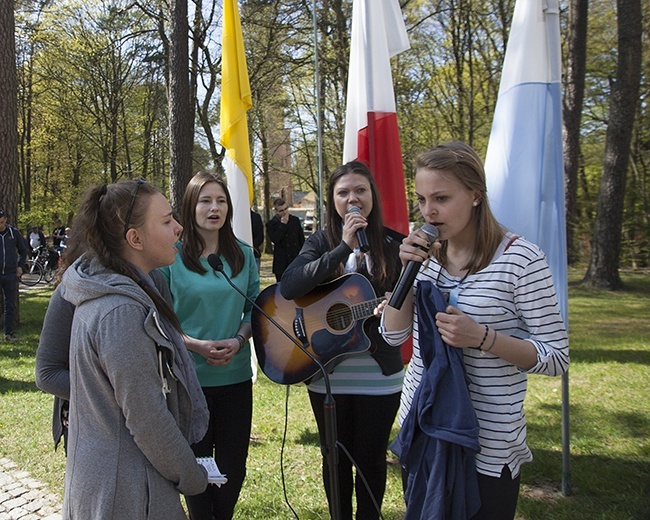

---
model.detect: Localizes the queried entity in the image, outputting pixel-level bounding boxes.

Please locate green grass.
[1,266,649,519]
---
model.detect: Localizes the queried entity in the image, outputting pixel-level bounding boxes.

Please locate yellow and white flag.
[220,0,253,246]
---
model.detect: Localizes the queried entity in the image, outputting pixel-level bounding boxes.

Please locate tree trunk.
[0,0,21,327]
[583,0,642,289]
[0,1,19,214]
[168,0,193,215]
[562,0,588,265]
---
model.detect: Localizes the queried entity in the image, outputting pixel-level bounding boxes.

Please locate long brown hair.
[179,171,245,276]
[415,141,505,274]
[60,180,182,331]
[325,161,399,289]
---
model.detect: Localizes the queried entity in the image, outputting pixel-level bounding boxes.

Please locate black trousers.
[0,273,17,335]
[185,380,253,520]
[309,390,401,520]
[469,465,521,520]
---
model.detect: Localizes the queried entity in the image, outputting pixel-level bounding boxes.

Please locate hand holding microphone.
[387,224,439,309]
[346,206,370,253]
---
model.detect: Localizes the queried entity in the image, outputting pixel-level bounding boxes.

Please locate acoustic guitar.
[252,273,384,385]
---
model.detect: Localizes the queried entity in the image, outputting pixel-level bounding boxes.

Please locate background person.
[160,172,260,520]
[0,210,27,342]
[381,142,569,520]
[28,225,46,253]
[280,161,404,520]
[250,208,264,271]
[266,197,304,282]
[53,180,210,519]
[51,219,66,251]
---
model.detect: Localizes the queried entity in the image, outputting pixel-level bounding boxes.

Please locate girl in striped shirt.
[381,142,569,520]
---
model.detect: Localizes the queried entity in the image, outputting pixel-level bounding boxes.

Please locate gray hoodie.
[60,257,207,520]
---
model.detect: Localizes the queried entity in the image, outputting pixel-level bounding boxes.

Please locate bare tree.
[563,0,589,265]
[0,0,19,219]
[0,0,20,326]
[584,0,642,288]
[168,0,193,214]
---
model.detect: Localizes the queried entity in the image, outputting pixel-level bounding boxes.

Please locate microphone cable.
[280,384,300,519]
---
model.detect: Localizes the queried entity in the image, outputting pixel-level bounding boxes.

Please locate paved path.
[0,459,61,520]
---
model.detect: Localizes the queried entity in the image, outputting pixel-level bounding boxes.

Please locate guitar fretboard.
[351,297,386,321]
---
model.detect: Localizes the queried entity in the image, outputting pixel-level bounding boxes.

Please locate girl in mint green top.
[160,247,259,386]
[159,172,260,520]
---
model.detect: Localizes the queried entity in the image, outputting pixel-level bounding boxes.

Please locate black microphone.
[347,206,370,253]
[387,224,439,310]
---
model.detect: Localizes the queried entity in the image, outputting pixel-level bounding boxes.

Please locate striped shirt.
[381,233,569,478]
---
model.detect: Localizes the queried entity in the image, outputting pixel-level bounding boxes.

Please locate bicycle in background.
[20,246,60,286]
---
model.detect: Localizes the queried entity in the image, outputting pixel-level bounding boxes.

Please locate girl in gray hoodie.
[54,180,210,519]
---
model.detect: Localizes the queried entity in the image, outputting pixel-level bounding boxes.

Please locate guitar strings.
[297,297,387,330]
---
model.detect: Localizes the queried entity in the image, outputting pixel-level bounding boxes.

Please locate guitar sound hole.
[326,303,353,331]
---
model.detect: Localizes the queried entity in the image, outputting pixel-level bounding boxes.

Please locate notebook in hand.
[197,457,228,486]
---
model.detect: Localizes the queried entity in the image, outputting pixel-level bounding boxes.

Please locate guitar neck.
[351,297,386,321]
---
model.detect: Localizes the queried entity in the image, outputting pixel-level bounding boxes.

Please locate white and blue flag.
[484,0,568,323]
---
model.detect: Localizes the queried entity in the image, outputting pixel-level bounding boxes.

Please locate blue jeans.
[0,273,17,335]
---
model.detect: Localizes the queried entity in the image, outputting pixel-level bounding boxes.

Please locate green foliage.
[11,1,650,267]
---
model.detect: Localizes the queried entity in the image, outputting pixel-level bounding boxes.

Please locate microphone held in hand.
[387,224,439,310]
[347,206,370,253]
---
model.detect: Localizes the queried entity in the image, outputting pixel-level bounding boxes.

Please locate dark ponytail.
[62,181,182,332]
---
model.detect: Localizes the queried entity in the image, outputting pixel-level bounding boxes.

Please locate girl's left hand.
[435,305,485,349]
[373,294,390,317]
[205,338,240,366]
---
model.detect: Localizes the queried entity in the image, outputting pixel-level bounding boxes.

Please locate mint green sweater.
[159,245,260,387]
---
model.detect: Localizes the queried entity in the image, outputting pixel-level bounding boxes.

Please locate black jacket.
[266,214,304,278]
[250,210,264,258]
[0,225,27,275]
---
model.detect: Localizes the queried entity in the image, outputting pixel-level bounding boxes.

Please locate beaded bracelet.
[477,324,489,350]
[483,329,497,352]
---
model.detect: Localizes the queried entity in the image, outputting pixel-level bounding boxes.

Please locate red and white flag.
[343,0,410,236]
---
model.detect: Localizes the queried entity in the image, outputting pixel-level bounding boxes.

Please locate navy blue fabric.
[391,281,481,519]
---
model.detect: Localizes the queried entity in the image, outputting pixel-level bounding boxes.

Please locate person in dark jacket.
[0,210,27,342]
[280,162,404,520]
[51,219,67,251]
[250,209,264,271]
[266,198,304,282]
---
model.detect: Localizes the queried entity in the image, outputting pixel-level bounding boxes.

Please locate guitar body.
[252,273,378,385]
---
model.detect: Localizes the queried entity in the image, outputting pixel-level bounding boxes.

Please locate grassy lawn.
[0,264,648,519]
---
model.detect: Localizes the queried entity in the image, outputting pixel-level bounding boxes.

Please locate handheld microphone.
[387,224,439,310]
[347,206,370,253]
